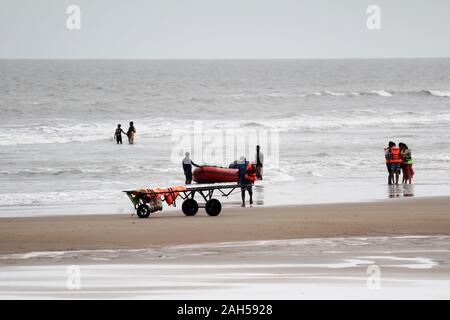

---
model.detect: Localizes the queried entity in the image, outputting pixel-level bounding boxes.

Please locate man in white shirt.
[182,152,199,184]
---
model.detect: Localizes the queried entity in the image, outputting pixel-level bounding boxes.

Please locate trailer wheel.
[182,199,198,216]
[205,199,221,216]
[137,204,151,218]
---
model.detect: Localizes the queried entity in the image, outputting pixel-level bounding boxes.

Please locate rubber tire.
[182,199,198,216]
[205,199,222,216]
[137,204,151,218]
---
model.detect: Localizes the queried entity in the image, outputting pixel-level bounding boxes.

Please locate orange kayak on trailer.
[193,166,238,183]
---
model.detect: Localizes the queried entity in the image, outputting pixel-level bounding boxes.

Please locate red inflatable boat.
[193,166,238,183]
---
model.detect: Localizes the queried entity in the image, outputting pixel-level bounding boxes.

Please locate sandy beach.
[3,3,450,301]
[1,196,449,255]
[1,196,450,299]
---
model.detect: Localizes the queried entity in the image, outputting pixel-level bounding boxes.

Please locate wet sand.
[1,196,449,255]
[1,236,449,299]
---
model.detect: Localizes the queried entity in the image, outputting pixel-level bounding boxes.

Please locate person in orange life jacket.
[182,152,199,184]
[385,141,403,185]
[237,156,257,207]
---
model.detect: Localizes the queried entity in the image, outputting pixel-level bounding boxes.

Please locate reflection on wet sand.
[388,184,415,198]
[254,185,265,206]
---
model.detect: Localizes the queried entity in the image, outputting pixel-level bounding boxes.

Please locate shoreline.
[2,180,449,219]
[1,196,449,255]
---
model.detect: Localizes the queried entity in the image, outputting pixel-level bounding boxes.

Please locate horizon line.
[1,56,450,61]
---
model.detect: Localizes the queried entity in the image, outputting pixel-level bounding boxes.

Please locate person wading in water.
[385,141,403,185]
[114,124,126,144]
[126,121,136,144]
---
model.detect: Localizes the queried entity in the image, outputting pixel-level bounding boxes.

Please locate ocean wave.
[310,91,359,97]
[2,112,450,146]
[0,170,296,207]
[0,189,122,207]
[231,92,292,100]
[0,164,181,176]
[231,89,450,99]
[242,121,266,128]
[0,121,171,146]
[306,170,324,177]
[369,90,392,97]
[314,152,330,157]
[424,90,450,97]
[307,90,393,97]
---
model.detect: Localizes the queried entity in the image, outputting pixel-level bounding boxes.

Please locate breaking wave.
[2,111,450,146]
[230,89,450,99]
[0,189,122,207]
[424,90,450,97]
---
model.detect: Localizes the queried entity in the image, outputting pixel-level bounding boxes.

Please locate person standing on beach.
[255,145,264,180]
[126,121,136,144]
[237,156,257,207]
[399,142,414,184]
[114,124,126,144]
[385,141,403,185]
[182,152,199,184]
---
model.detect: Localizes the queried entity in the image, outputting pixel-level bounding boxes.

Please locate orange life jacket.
[157,186,187,206]
[386,146,403,164]
[244,161,257,182]
[141,186,186,205]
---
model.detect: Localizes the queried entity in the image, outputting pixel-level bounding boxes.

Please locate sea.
[1,59,450,217]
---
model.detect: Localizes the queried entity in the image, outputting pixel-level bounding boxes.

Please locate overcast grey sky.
[1,0,449,59]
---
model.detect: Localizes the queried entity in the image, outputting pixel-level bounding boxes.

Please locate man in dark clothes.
[114,124,126,144]
[237,156,256,207]
[182,152,199,184]
[255,145,264,180]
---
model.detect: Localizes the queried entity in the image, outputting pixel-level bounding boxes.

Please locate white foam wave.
[309,90,392,97]
[0,120,171,146]
[0,189,121,207]
[0,164,181,176]
[425,90,450,97]
[2,111,450,147]
[304,89,450,98]
[369,90,392,97]
[323,91,347,96]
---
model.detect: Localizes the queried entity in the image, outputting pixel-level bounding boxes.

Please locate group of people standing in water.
[385,141,414,185]
[114,121,136,144]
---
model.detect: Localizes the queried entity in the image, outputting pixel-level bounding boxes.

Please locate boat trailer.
[124,184,241,218]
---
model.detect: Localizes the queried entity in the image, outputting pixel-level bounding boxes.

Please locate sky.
[0,0,449,59]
